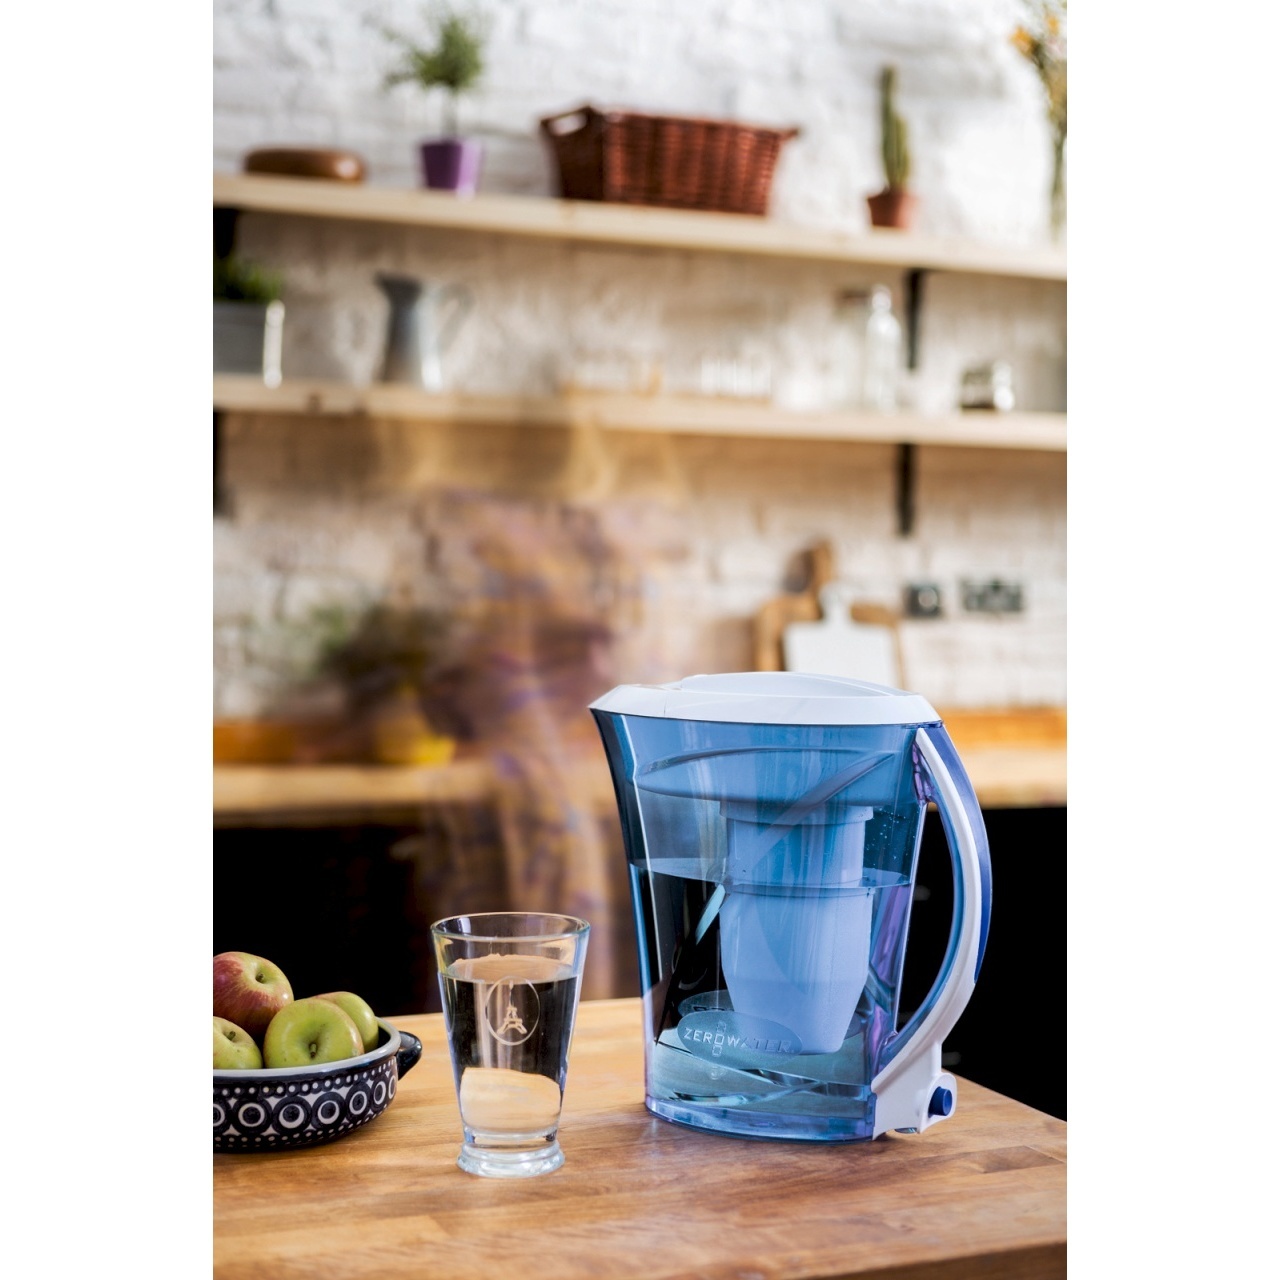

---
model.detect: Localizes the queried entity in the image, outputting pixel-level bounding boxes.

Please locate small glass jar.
[959,361,1016,412]
[827,290,867,409]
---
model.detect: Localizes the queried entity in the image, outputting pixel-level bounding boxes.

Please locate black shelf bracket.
[893,268,929,537]
[904,267,927,371]
[214,409,230,517]
[213,208,240,517]
[895,441,916,538]
[214,206,241,260]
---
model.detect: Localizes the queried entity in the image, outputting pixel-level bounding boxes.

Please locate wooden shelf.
[212,375,1067,452]
[213,172,1067,282]
[213,759,500,826]
[212,749,1064,822]
[213,712,1066,824]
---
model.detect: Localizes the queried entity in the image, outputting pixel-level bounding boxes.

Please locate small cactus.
[879,66,912,191]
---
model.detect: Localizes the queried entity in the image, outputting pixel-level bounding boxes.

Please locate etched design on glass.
[485,977,540,1047]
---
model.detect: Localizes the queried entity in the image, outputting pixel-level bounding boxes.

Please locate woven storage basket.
[540,105,799,216]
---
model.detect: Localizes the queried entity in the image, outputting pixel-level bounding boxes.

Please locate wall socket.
[904,582,944,618]
[961,579,1024,613]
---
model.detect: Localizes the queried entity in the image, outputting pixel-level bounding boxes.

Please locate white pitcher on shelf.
[376,273,473,392]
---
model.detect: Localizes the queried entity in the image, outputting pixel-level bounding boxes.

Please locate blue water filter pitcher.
[591,672,992,1142]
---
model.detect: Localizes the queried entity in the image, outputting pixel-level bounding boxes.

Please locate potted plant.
[213,254,284,386]
[313,603,457,765]
[383,4,487,195]
[238,601,458,764]
[1012,1,1067,240]
[866,66,917,230]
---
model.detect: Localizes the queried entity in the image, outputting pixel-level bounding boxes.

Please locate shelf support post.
[896,441,916,538]
[214,206,241,260]
[214,410,230,517]
[894,269,928,536]
[904,268,927,370]
[212,206,241,517]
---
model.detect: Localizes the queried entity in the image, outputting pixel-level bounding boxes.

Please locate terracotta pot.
[866,189,918,230]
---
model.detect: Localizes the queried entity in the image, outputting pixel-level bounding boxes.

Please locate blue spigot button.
[928,1086,953,1117]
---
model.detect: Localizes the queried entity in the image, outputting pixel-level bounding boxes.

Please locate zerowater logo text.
[681,1019,795,1056]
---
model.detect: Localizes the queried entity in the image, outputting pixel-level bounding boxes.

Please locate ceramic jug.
[376,273,473,392]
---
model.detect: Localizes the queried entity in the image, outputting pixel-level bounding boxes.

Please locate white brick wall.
[213,0,1067,716]
[214,0,1060,242]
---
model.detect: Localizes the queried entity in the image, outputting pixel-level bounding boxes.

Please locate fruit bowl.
[213,1018,422,1153]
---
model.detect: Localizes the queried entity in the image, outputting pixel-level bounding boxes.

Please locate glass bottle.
[827,290,867,409]
[862,285,902,413]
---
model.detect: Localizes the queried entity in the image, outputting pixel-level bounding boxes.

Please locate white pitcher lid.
[590,672,940,726]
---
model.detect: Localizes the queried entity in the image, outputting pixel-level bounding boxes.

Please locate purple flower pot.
[418,139,483,195]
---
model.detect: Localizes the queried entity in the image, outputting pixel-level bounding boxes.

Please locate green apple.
[314,991,379,1053]
[263,996,363,1068]
[213,1016,263,1070]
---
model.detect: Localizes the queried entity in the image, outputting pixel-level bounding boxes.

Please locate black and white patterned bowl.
[214,1018,423,1153]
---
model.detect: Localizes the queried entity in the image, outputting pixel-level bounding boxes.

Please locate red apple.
[213,951,293,1041]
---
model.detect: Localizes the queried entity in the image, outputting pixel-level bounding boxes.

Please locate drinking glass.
[432,912,590,1178]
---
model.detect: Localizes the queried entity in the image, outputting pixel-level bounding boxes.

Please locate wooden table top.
[213,998,1066,1280]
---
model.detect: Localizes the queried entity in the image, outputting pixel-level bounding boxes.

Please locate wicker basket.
[540,105,799,216]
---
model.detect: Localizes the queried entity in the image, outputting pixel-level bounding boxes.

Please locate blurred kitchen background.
[213,0,1066,1118]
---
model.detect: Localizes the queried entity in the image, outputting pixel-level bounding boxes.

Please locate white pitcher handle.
[869,725,992,1135]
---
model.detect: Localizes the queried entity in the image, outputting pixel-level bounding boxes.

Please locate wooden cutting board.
[782,583,901,685]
